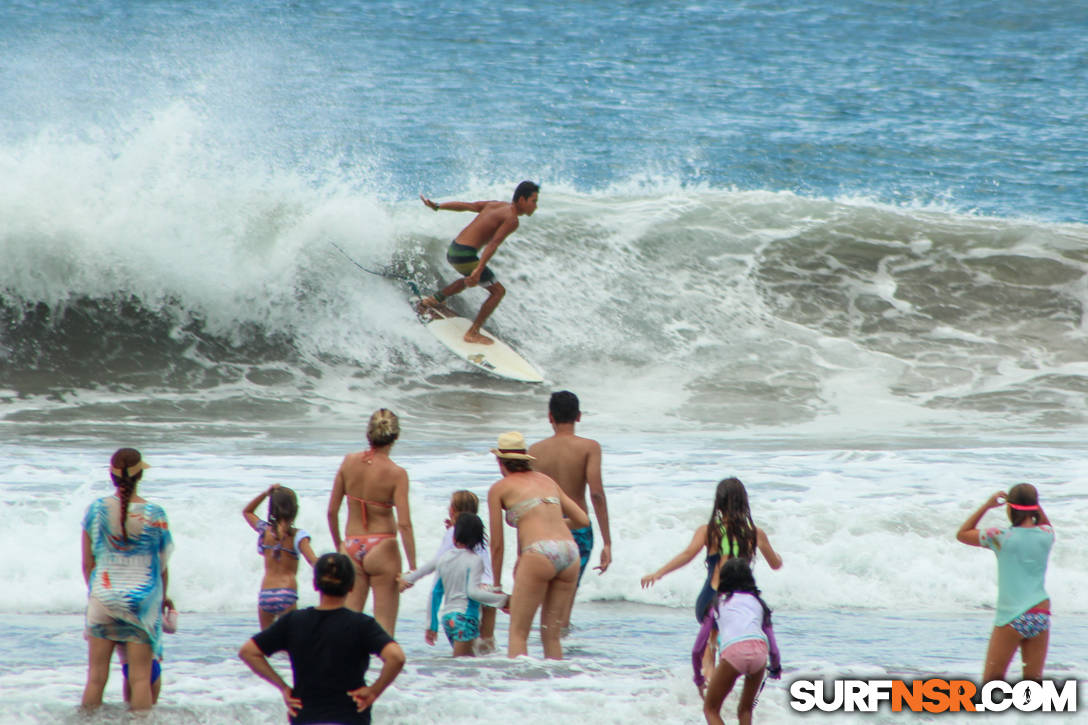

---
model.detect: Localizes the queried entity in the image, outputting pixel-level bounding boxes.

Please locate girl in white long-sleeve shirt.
[419,491,497,650]
[400,513,509,656]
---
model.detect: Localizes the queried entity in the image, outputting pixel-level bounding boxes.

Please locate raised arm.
[586,442,612,573]
[393,468,416,570]
[956,491,1005,547]
[641,525,707,588]
[420,194,485,213]
[488,483,505,588]
[243,485,277,531]
[327,462,347,552]
[755,527,782,569]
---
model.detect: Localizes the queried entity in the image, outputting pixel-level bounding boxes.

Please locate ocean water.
[2,1,1087,723]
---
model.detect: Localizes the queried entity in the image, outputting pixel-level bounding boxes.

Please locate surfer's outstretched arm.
[420,194,484,213]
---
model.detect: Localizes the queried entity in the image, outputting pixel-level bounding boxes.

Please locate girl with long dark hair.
[641,477,782,691]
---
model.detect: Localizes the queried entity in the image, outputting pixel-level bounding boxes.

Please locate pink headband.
[1007,502,1039,511]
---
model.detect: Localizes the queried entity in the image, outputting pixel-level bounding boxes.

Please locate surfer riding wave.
[418,181,539,345]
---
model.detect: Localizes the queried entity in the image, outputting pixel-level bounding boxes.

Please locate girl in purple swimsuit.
[244,484,318,628]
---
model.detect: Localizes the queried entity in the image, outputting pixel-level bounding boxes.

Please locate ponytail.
[267,486,299,560]
[117,472,135,543]
[109,448,146,544]
[706,478,757,561]
[366,408,400,448]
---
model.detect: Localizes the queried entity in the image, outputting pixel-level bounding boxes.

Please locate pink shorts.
[720,639,769,675]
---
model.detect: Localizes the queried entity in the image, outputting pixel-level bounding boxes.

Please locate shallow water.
[5,605,1086,724]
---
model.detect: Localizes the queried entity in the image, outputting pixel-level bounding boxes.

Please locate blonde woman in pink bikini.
[487,431,589,659]
[328,409,417,636]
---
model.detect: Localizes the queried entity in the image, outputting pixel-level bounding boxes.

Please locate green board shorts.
[446,241,497,286]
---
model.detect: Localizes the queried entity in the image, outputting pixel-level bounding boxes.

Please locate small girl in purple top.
[244,484,319,628]
[703,558,781,725]
[956,483,1054,682]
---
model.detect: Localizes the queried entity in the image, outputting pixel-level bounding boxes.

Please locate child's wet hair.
[707,477,757,561]
[717,557,760,596]
[267,486,299,559]
[453,512,487,550]
[449,490,480,515]
[717,557,774,628]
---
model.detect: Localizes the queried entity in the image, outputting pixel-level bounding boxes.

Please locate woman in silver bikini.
[487,431,589,659]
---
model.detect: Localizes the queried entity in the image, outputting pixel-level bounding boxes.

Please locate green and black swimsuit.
[446,241,496,285]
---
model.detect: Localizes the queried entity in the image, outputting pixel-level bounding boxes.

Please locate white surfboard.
[415,303,544,383]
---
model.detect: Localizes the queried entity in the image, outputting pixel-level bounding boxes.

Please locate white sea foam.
[4,103,1088,437]
[5,439,1086,620]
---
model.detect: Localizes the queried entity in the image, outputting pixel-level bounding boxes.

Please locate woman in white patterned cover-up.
[81,447,174,711]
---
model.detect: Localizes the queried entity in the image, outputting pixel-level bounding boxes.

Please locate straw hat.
[490,431,536,460]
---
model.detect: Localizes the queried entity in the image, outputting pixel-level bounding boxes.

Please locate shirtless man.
[528,390,612,630]
[417,181,539,345]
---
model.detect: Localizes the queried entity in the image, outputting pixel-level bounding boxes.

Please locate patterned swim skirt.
[1009,611,1050,639]
[441,611,481,643]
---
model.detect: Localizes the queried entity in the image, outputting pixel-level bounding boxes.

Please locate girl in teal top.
[956,483,1054,682]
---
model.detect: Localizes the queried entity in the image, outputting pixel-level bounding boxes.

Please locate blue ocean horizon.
[3,1,1085,220]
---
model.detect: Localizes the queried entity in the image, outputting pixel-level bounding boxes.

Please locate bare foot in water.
[463,330,494,345]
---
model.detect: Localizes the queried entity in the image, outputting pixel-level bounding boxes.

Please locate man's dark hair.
[513,180,540,202]
[314,553,355,597]
[549,390,580,424]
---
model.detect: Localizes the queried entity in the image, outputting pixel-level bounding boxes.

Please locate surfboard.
[413,301,544,383]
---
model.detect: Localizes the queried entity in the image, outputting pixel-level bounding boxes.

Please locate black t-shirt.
[252,607,395,725]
